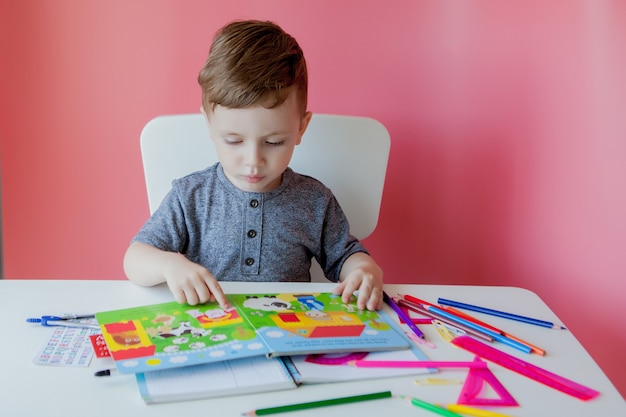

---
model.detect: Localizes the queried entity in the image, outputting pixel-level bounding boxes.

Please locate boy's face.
[206,89,311,193]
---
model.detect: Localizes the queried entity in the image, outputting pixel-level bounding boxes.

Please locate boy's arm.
[332,252,383,311]
[123,242,230,308]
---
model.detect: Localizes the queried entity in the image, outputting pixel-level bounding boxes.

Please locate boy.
[123,20,383,311]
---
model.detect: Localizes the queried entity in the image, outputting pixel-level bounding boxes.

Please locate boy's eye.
[224,138,242,145]
[266,140,285,146]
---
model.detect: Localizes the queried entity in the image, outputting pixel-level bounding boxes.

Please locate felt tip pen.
[26,314,99,329]
[94,368,117,377]
[349,360,488,369]
[383,291,425,340]
[26,314,95,323]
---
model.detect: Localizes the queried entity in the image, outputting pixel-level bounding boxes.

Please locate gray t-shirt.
[132,163,367,282]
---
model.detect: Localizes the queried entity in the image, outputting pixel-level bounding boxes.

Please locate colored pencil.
[445,306,545,355]
[445,404,514,417]
[242,391,392,416]
[401,396,464,417]
[397,299,495,342]
[404,298,544,355]
[438,298,567,330]
[445,306,503,333]
[402,294,437,307]
[383,291,425,339]
[426,305,532,354]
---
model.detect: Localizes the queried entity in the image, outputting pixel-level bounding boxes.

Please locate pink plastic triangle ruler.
[347,357,516,405]
[451,335,600,401]
[457,356,518,406]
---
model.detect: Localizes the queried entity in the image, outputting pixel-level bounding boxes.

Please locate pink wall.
[1,0,625,397]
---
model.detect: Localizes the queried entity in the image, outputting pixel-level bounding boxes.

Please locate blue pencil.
[383,291,425,340]
[426,305,532,354]
[437,298,567,330]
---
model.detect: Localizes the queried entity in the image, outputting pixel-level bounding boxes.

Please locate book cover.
[135,356,298,404]
[95,292,408,374]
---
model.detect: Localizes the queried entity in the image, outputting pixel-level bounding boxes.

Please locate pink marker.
[349,360,488,369]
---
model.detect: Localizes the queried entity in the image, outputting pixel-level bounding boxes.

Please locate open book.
[95,292,409,374]
[132,315,431,404]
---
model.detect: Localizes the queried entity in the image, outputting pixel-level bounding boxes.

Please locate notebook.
[135,356,298,404]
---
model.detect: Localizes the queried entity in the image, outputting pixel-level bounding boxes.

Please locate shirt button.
[247,230,257,238]
[245,257,255,266]
[249,199,259,208]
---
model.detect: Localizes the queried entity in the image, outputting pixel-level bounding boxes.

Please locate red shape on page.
[89,334,111,358]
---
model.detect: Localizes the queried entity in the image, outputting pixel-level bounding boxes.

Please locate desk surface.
[1,280,623,417]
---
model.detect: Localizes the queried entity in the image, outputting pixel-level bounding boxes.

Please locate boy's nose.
[244,144,264,167]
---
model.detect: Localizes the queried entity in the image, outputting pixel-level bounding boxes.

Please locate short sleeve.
[317,195,368,282]
[131,185,189,254]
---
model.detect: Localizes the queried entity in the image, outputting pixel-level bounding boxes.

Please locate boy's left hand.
[333,253,383,311]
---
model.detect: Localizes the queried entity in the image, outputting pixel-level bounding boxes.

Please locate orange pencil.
[398,299,495,343]
[401,296,545,355]
[445,306,545,356]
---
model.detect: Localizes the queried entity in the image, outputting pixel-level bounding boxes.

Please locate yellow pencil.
[446,404,514,417]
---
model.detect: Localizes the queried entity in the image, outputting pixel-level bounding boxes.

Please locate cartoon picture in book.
[96,301,269,374]
[230,292,408,356]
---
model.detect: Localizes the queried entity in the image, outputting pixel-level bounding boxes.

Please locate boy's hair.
[199,20,308,115]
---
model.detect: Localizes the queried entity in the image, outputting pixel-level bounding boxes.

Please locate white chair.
[139,113,390,282]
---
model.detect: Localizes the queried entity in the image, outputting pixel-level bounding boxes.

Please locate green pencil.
[401,396,464,417]
[242,391,393,416]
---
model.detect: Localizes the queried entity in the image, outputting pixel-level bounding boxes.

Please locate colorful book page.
[287,313,434,383]
[95,301,269,374]
[230,292,409,357]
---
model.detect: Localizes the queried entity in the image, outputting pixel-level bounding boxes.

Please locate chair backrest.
[139,113,390,281]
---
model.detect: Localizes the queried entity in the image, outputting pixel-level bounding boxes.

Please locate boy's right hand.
[124,242,230,308]
[162,253,230,309]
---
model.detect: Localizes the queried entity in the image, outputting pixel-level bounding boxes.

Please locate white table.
[1,280,623,417]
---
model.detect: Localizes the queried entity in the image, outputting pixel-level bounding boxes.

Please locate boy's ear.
[201,105,212,124]
[297,111,313,145]
[201,105,215,141]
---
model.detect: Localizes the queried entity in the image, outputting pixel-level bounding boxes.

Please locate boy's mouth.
[245,175,263,183]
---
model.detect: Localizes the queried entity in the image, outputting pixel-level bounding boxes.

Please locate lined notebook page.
[136,356,297,403]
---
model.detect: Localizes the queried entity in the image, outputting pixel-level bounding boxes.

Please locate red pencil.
[445,306,545,356]
[402,294,436,307]
[398,299,494,343]
[400,296,545,355]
